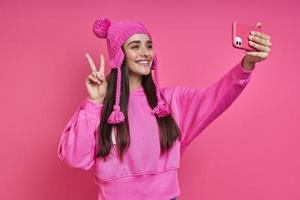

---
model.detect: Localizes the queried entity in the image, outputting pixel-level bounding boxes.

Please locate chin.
[135,65,151,75]
[141,69,151,75]
[129,63,152,76]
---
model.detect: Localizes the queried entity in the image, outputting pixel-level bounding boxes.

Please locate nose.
[140,46,150,56]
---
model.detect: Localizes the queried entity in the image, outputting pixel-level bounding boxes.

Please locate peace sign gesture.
[84,53,107,104]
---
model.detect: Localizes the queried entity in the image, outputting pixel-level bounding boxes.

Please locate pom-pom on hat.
[92,17,171,125]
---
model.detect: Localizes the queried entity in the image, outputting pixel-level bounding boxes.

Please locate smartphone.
[232,21,262,51]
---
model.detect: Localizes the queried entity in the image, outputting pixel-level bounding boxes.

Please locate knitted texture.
[92,17,171,124]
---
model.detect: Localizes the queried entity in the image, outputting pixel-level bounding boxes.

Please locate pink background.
[1,0,299,199]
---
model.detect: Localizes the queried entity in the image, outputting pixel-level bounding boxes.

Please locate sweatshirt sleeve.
[57,97,103,170]
[173,59,255,154]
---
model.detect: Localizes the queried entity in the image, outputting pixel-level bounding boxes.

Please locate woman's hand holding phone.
[233,21,272,71]
[84,53,107,104]
[244,22,272,67]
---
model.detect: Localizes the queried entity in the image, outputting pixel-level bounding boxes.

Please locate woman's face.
[122,33,154,76]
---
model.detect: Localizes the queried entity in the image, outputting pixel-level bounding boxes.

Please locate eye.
[132,46,138,49]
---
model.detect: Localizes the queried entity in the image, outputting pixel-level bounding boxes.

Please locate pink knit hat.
[92,17,171,125]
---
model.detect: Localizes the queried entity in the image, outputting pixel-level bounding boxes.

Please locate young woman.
[58,18,272,200]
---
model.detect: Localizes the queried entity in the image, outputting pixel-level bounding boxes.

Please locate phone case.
[232,21,262,51]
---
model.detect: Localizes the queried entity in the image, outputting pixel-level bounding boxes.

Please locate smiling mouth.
[135,61,151,67]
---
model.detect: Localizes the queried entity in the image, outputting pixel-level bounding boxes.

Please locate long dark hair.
[96,54,181,161]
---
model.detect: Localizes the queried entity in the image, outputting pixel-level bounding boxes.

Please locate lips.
[135,60,150,63]
[135,60,151,67]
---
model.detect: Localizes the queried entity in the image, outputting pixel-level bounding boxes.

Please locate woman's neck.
[129,73,142,92]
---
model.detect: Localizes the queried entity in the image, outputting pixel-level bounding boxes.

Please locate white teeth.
[136,61,149,64]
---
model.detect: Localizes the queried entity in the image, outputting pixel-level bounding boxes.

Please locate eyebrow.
[127,40,152,47]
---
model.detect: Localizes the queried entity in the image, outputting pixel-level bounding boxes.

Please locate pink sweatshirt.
[58,59,254,200]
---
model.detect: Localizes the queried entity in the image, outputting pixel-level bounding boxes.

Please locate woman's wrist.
[242,57,255,72]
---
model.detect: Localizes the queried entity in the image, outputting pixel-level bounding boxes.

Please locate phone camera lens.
[235,36,242,47]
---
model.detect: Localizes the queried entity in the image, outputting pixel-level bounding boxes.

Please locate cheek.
[125,52,138,66]
[126,51,137,61]
[125,59,136,72]
[126,59,137,70]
